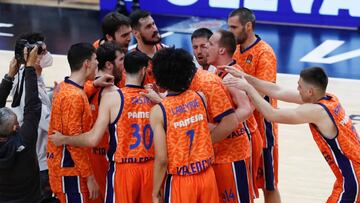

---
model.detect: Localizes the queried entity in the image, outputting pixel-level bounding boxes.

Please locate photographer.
[11,33,54,202]
[0,47,42,202]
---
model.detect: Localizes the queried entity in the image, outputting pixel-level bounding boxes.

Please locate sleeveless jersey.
[212,63,251,163]
[160,90,215,175]
[310,94,360,201]
[108,85,155,164]
[233,35,278,148]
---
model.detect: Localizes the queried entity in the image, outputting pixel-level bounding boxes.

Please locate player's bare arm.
[150,104,168,203]
[50,87,121,147]
[223,65,302,104]
[223,74,253,123]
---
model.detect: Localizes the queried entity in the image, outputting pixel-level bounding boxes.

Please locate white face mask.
[39,52,53,68]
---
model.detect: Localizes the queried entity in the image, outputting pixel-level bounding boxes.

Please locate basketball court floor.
[0,2,359,202]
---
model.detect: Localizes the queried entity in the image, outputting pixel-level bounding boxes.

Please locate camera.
[14,39,44,64]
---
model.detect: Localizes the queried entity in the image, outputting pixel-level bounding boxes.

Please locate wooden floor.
[1,50,359,202]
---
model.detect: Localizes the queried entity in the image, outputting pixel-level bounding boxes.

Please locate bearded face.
[137,16,161,45]
[140,30,161,45]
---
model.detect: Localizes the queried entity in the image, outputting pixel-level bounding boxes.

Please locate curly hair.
[152,48,196,92]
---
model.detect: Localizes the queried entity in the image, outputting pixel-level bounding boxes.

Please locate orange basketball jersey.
[108,85,155,164]
[189,69,234,123]
[310,94,360,202]
[88,87,109,203]
[212,63,255,163]
[93,39,101,49]
[47,77,93,194]
[159,90,215,175]
[233,35,278,148]
[130,43,164,85]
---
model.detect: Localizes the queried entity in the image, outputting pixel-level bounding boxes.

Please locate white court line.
[128,31,174,50]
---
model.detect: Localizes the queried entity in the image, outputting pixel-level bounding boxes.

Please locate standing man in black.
[0,47,42,203]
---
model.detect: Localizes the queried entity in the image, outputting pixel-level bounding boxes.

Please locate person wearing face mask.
[10,33,55,202]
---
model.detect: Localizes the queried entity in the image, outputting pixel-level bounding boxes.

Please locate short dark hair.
[18,32,45,44]
[229,7,256,29]
[102,12,131,39]
[96,42,123,71]
[152,48,196,92]
[129,10,151,29]
[217,29,236,56]
[191,28,213,41]
[300,67,328,92]
[67,43,96,72]
[0,107,17,136]
[124,51,149,74]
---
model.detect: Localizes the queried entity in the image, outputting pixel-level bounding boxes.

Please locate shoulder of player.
[256,40,275,55]
[100,86,121,103]
[297,103,327,123]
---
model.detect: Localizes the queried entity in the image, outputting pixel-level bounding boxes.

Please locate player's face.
[113,25,132,52]
[192,37,209,67]
[207,33,221,65]
[228,16,248,45]
[113,51,124,84]
[297,78,312,103]
[138,16,161,45]
[86,53,98,80]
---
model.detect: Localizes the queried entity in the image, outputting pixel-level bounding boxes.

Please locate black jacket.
[0,67,42,203]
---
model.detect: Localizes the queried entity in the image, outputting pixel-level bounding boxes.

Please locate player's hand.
[87,175,99,200]
[140,85,163,103]
[218,65,247,78]
[93,74,114,87]
[223,76,250,92]
[152,192,162,203]
[49,131,67,146]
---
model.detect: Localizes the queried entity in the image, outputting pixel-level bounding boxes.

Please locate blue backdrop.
[101,0,360,28]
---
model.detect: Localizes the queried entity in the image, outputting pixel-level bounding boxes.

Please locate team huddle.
[21,7,360,203]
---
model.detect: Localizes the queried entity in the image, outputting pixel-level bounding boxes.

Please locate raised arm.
[19,48,42,147]
[245,73,303,104]
[223,74,253,123]
[0,58,20,107]
[238,77,320,124]
[223,65,302,104]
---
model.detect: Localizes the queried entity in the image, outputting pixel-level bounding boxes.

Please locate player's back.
[109,85,155,163]
[159,90,214,175]
[310,94,360,202]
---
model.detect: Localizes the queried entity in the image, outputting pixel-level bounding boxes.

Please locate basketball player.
[223,66,360,203]
[50,51,159,203]
[228,8,280,202]
[150,47,219,203]
[207,29,261,203]
[47,43,100,203]
[86,42,125,203]
[129,10,166,84]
